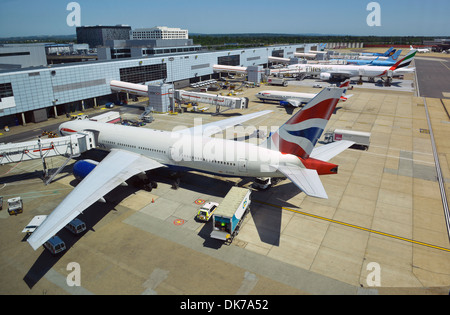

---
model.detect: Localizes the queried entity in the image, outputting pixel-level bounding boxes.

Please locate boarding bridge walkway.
[0,132,96,184]
[110,80,249,114]
[174,90,248,113]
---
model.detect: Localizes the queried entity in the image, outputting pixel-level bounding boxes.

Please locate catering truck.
[323,129,371,150]
[210,187,251,244]
[267,76,288,87]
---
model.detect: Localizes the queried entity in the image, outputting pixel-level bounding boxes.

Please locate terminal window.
[0,83,13,99]
[218,55,240,66]
[120,64,167,84]
[272,50,284,58]
[0,52,30,58]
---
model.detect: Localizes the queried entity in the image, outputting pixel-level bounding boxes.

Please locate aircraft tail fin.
[387,49,402,62]
[390,50,416,70]
[339,79,351,101]
[383,47,395,56]
[260,87,343,159]
[339,79,350,89]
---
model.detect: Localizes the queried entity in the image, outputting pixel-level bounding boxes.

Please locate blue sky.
[0,0,449,37]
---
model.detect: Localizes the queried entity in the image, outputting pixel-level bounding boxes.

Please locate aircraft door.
[238,159,247,173]
[169,146,182,163]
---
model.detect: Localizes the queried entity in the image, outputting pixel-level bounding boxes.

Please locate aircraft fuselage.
[60,120,306,179]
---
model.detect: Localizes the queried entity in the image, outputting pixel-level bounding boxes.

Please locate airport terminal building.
[0,43,317,126]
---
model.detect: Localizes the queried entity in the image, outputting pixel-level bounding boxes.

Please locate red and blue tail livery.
[262,87,344,159]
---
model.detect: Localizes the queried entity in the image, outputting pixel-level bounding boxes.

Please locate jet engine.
[73,160,99,181]
[319,72,332,81]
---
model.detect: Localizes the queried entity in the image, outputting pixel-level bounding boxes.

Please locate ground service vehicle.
[90,111,121,124]
[65,218,87,235]
[267,77,288,87]
[324,129,371,150]
[7,197,23,215]
[210,187,251,244]
[44,236,66,255]
[196,202,219,222]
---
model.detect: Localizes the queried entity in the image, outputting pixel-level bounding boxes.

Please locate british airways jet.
[255,80,352,107]
[28,87,353,250]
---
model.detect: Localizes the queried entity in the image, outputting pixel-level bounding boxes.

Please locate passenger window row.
[102,140,164,153]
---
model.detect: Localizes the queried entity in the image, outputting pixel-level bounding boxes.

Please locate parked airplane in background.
[255,80,352,107]
[278,50,416,83]
[345,50,402,66]
[410,45,430,53]
[27,87,353,250]
[358,49,397,60]
[360,47,395,57]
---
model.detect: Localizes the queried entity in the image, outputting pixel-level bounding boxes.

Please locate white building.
[131,26,188,40]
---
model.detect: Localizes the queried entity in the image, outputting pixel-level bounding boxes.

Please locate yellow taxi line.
[254,199,450,253]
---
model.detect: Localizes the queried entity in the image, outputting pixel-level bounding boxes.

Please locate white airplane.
[255,80,352,107]
[360,47,395,57]
[410,45,430,53]
[278,50,417,82]
[358,49,397,60]
[27,87,354,250]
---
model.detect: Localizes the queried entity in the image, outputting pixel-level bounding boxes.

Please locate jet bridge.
[174,90,249,114]
[110,80,249,114]
[0,132,96,184]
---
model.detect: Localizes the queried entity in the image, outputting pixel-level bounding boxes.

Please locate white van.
[44,236,66,255]
[65,218,87,235]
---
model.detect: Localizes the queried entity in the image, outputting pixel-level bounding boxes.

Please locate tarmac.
[1,57,450,296]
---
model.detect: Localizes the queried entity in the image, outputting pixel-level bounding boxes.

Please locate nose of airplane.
[59,122,78,136]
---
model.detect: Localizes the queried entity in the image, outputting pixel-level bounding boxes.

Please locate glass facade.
[120,64,167,83]
[0,83,13,98]
[217,55,240,66]
[0,43,314,118]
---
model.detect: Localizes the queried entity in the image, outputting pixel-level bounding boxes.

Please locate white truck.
[323,129,371,150]
[267,76,288,87]
[7,197,23,215]
[90,111,121,124]
[210,187,251,244]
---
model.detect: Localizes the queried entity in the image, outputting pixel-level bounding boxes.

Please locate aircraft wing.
[286,99,301,107]
[177,110,272,137]
[276,164,328,199]
[310,140,355,162]
[27,149,164,250]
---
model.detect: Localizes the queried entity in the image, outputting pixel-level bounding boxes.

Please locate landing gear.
[137,173,158,192]
[384,77,392,87]
[169,171,181,190]
[357,76,363,85]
